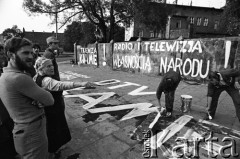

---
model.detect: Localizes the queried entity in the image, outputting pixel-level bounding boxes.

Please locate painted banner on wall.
[77,43,97,66]
[113,38,239,81]
[98,43,113,68]
[76,37,240,82]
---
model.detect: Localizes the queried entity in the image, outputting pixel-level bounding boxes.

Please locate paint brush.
[149,112,161,129]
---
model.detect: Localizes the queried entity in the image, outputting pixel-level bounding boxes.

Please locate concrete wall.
[75,37,240,83]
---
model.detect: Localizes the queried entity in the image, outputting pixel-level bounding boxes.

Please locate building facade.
[125,4,227,41]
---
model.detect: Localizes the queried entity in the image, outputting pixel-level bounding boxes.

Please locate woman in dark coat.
[33,57,95,157]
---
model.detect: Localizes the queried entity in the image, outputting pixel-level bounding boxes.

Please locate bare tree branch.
[58,11,82,29]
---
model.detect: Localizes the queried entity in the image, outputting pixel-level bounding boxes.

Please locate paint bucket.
[180,95,192,113]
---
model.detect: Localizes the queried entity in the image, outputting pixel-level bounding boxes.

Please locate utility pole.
[55,12,58,38]
[54,0,58,38]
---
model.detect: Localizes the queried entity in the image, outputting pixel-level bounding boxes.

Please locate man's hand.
[158,107,166,115]
[234,81,240,89]
[32,100,44,108]
[82,81,97,88]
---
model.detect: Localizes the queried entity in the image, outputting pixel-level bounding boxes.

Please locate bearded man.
[0,37,54,159]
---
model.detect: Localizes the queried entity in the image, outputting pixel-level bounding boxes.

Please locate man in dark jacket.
[156,70,181,117]
[205,69,240,121]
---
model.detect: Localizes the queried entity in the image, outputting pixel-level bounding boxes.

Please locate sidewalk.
[58,63,240,159]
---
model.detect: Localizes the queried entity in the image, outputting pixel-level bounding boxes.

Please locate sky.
[0,0,65,33]
[0,0,226,34]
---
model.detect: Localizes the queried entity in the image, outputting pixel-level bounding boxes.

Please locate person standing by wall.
[0,37,54,159]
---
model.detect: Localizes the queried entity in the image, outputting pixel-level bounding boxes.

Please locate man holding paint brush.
[156,70,181,117]
[205,69,240,121]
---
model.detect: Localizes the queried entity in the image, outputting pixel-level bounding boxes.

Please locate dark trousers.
[208,86,240,121]
[0,118,17,159]
[165,91,175,113]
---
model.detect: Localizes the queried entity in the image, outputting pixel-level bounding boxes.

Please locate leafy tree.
[1,25,24,41]
[64,21,96,51]
[220,0,240,35]
[23,0,171,42]
[134,0,172,35]
[23,0,134,42]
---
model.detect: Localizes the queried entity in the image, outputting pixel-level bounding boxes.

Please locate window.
[150,31,154,37]
[214,20,219,30]
[176,20,181,29]
[197,17,201,26]
[190,17,194,24]
[203,18,208,26]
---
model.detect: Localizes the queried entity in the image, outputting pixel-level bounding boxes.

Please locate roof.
[167,3,224,11]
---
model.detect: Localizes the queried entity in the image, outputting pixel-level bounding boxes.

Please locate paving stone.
[58,64,240,159]
[113,118,138,128]
[116,143,146,159]
[58,144,79,159]
[95,114,113,122]
[65,108,87,120]
[113,125,138,145]
[68,117,94,129]
[76,146,102,159]
[90,120,120,136]
[130,97,153,103]
[68,127,100,150]
[90,135,130,159]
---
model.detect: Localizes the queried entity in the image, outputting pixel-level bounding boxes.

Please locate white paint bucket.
[181,95,192,113]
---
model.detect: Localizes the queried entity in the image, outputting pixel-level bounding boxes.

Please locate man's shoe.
[204,113,213,120]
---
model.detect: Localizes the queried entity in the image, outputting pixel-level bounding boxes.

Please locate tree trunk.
[108,0,115,42]
[98,22,107,43]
